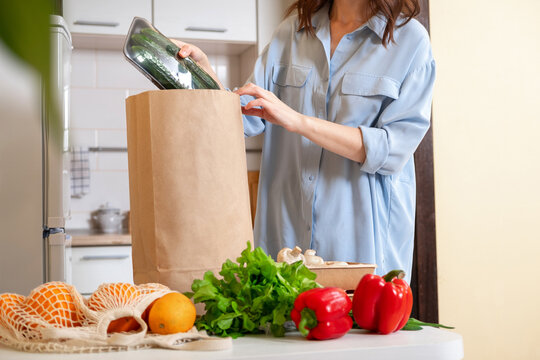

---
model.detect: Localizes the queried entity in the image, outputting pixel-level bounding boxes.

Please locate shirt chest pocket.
[341,73,400,98]
[271,64,312,111]
[340,73,400,124]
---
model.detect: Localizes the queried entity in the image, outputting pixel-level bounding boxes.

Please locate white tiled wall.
[67,48,261,229]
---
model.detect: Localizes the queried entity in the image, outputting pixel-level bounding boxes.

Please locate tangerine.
[148,292,196,334]
[0,293,26,329]
[87,283,139,311]
[141,298,157,324]
[24,282,82,327]
[107,316,141,333]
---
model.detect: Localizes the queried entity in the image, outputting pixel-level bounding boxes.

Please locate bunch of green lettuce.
[188,242,320,338]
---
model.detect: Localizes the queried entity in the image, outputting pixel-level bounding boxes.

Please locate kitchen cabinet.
[153,0,257,43]
[63,0,152,35]
[64,0,291,55]
[70,245,133,296]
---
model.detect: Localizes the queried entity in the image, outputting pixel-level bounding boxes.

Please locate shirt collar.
[366,14,387,40]
[298,4,388,41]
[310,2,331,30]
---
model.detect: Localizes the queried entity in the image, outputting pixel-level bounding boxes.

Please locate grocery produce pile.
[0,243,452,353]
[189,242,320,337]
[0,282,229,353]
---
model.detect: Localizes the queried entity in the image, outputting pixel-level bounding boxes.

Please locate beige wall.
[430,0,540,359]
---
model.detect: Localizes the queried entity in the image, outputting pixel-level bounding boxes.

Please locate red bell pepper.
[352,270,413,334]
[291,287,352,340]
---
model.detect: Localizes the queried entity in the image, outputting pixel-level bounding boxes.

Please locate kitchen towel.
[70,146,91,198]
[125,90,253,301]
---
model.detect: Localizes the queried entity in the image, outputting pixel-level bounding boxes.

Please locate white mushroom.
[303,249,325,266]
[277,246,305,264]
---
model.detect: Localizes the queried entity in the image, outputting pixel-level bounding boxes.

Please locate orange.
[87,283,142,333]
[0,293,24,314]
[0,293,27,329]
[105,296,157,333]
[148,292,196,334]
[24,282,82,327]
[107,316,141,333]
[141,298,157,325]
[87,283,139,311]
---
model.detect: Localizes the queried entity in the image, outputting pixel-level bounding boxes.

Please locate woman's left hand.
[234,83,303,133]
[235,83,367,163]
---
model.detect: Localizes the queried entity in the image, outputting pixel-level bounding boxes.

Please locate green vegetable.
[131,33,182,71]
[141,27,179,53]
[350,314,454,332]
[182,56,220,89]
[130,45,185,89]
[189,242,320,338]
[131,33,209,89]
[138,27,220,89]
[401,317,455,331]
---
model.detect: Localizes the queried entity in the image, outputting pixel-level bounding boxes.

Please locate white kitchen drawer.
[64,0,152,36]
[154,0,257,43]
[70,246,133,296]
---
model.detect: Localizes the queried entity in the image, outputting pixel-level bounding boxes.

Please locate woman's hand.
[235,83,366,163]
[234,83,304,133]
[171,39,224,89]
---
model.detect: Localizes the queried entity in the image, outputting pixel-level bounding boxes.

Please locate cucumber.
[131,34,206,89]
[131,33,188,74]
[130,45,186,89]
[131,33,175,60]
[141,27,179,53]
[139,27,220,89]
[183,56,220,89]
[132,32,209,89]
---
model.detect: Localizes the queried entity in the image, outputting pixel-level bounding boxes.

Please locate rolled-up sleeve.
[241,45,273,137]
[241,94,266,137]
[359,59,436,175]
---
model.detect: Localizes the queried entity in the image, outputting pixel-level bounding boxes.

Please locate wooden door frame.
[411,0,439,323]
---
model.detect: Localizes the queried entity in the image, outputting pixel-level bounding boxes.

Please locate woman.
[176,0,435,282]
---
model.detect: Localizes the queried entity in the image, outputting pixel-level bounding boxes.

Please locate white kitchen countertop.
[0,327,463,360]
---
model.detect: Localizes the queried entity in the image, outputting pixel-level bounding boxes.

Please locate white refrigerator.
[0,15,72,294]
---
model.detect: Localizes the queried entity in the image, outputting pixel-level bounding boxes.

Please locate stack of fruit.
[86,283,196,335]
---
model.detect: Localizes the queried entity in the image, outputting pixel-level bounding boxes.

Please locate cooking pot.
[92,203,123,234]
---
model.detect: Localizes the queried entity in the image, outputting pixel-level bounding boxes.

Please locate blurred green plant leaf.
[0,0,59,138]
[0,0,52,89]
[0,0,62,141]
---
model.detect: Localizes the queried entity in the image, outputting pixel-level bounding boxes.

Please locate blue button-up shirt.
[241,4,435,282]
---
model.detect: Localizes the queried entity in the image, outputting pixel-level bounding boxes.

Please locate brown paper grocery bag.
[125,90,253,297]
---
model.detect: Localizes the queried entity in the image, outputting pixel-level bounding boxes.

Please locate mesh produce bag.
[0,282,230,353]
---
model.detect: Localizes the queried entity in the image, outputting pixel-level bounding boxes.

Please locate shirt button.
[307,225,311,231]
[308,175,314,181]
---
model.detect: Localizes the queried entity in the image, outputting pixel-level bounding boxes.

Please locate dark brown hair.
[285,0,421,46]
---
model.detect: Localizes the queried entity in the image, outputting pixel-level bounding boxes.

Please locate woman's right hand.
[171,39,224,89]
